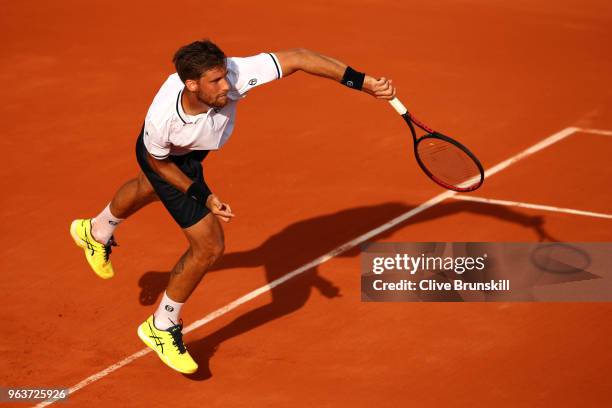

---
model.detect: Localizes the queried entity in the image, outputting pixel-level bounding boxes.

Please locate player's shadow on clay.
[137,200,557,380]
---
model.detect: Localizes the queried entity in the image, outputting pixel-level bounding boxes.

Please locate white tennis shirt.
[143,52,282,159]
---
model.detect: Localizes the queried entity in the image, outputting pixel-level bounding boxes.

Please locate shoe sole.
[70,219,114,279]
[137,324,198,374]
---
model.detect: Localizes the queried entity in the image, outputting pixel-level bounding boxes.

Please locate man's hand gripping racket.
[388,97,484,192]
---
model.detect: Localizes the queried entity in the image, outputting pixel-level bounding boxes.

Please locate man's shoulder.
[165,72,182,86]
[146,73,183,127]
[225,57,240,81]
[156,73,183,98]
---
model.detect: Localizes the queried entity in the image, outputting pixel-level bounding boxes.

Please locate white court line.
[576,127,612,137]
[451,195,612,220]
[481,127,578,179]
[34,126,579,407]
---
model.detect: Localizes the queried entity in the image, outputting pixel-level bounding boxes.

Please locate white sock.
[92,203,123,244]
[153,292,184,330]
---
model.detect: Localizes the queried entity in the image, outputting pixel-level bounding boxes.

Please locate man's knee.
[191,237,224,268]
[185,213,225,268]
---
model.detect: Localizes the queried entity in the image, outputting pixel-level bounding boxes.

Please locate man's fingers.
[215,214,231,223]
[376,86,394,97]
[213,211,233,223]
[365,76,395,100]
[380,80,395,94]
[215,201,233,214]
[377,85,396,100]
[377,79,392,93]
[214,209,234,218]
[212,205,234,218]
[377,78,389,88]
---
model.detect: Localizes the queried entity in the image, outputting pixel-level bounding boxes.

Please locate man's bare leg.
[136,203,222,375]
[109,172,159,218]
[169,212,225,302]
[91,172,158,242]
[152,212,224,331]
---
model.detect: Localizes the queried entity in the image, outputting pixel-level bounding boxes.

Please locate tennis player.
[70,39,395,374]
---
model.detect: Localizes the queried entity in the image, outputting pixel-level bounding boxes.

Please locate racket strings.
[417,137,481,188]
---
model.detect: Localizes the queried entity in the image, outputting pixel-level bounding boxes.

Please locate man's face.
[192,65,230,108]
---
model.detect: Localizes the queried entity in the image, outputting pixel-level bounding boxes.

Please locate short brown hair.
[172,39,226,83]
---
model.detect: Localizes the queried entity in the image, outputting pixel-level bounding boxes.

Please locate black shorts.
[136,125,211,229]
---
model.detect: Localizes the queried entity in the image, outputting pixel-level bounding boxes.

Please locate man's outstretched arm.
[273,48,396,99]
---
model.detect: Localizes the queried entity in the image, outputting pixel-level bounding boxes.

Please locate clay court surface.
[2,0,612,406]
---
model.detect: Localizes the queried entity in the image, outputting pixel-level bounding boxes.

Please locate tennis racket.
[388,97,484,192]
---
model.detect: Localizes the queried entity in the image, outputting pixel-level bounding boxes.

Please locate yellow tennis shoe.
[137,315,198,374]
[69,218,116,279]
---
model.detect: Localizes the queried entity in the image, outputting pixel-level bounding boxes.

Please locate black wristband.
[340,66,365,91]
[187,182,212,203]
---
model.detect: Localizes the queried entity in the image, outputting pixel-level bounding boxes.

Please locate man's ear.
[185,78,199,92]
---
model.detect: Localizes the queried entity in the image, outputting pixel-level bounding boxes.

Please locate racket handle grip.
[388,97,408,115]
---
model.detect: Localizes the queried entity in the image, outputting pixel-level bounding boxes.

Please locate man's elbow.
[293,48,316,65]
[293,48,312,56]
[276,48,314,76]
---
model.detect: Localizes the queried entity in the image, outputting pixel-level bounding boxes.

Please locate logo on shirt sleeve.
[248,78,258,86]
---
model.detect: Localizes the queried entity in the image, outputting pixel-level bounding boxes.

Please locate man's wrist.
[340,66,366,91]
[187,182,212,202]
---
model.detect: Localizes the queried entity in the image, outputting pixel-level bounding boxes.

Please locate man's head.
[173,39,230,108]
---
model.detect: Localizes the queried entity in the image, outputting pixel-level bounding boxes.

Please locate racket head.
[414,132,484,192]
